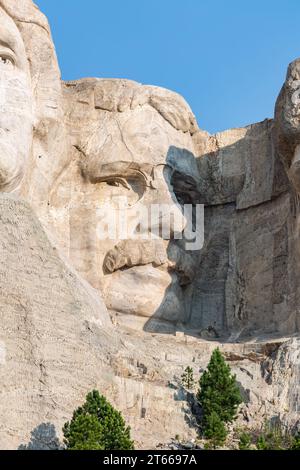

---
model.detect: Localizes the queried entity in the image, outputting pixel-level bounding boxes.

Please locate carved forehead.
[64,78,199,135]
[0,6,22,47]
[65,79,199,182]
[0,6,29,68]
[0,7,30,68]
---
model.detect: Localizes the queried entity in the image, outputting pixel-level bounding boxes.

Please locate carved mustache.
[103,239,197,286]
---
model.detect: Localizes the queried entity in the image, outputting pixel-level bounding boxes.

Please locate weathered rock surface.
[0,197,297,448]
[0,194,199,449]
[191,119,298,339]
[0,194,112,448]
[43,76,300,340]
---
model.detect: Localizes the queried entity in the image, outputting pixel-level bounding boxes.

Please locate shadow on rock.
[18,423,63,450]
[172,378,202,431]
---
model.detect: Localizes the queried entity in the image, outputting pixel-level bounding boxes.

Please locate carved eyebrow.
[0,39,15,53]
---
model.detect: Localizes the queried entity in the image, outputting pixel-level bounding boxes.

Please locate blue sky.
[36,0,300,134]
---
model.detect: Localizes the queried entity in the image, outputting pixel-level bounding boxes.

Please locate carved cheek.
[0,73,32,191]
[0,73,32,113]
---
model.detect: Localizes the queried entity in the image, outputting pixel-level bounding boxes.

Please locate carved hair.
[65,78,199,135]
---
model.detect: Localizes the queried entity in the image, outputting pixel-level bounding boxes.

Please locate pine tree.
[256,434,268,450]
[290,433,300,450]
[204,411,227,449]
[197,348,243,426]
[181,366,195,390]
[238,432,252,450]
[63,414,104,450]
[63,390,134,450]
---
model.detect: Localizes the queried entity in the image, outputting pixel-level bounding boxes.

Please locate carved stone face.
[274,59,300,194]
[0,7,32,192]
[61,80,200,331]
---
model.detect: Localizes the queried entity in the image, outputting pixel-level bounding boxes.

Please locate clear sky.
[35,0,300,134]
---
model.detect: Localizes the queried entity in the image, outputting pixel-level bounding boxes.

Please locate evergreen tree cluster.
[61,350,300,451]
[63,390,134,450]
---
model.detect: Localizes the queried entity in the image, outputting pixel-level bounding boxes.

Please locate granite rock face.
[0,0,300,449]
[0,194,112,448]
[192,120,298,340]
[0,194,200,449]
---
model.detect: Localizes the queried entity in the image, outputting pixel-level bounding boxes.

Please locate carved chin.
[0,147,23,192]
[101,264,185,324]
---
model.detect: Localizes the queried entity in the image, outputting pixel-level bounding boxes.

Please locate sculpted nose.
[148,165,187,239]
[149,188,187,240]
[162,194,186,238]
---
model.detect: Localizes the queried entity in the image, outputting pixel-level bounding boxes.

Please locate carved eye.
[99,174,147,208]
[107,178,131,190]
[0,55,15,71]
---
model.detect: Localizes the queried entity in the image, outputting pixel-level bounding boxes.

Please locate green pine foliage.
[197,348,243,426]
[63,390,134,450]
[63,414,104,450]
[181,366,195,390]
[256,434,268,450]
[204,411,227,449]
[238,432,252,450]
[256,420,293,450]
[290,433,300,450]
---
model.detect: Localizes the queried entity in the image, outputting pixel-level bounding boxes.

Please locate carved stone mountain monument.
[0,0,300,449]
